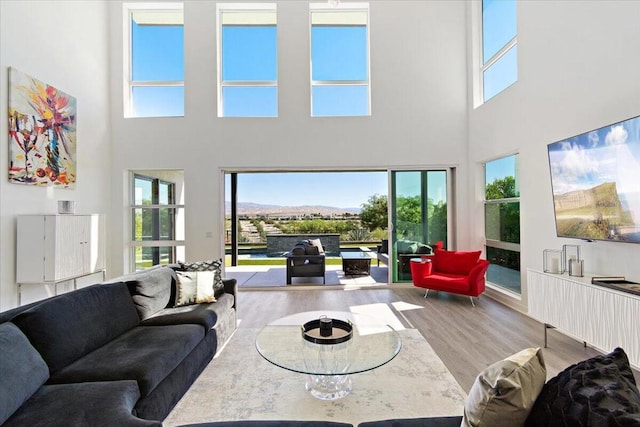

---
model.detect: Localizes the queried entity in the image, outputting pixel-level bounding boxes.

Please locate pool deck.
[225,264,390,289]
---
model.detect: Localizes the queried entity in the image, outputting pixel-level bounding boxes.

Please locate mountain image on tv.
[548,115,640,243]
[554,182,632,240]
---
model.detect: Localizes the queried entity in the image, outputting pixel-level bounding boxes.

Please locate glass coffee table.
[255,310,401,400]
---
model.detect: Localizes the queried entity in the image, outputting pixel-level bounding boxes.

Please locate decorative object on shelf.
[568,259,584,277]
[543,249,564,274]
[562,244,581,272]
[591,276,640,297]
[58,200,76,214]
[8,67,77,188]
[301,317,353,345]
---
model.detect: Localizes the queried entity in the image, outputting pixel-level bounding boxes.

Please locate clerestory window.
[124,3,184,118]
[481,0,517,102]
[310,2,370,117]
[217,3,278,117]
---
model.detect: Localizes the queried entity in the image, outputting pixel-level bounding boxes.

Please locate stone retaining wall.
[266,234,341,256]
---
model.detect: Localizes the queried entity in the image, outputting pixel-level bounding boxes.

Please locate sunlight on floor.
[349,303,406,332]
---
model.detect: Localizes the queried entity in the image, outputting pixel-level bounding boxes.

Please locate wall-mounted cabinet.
[528,269,640,369]
[16,215,106,302]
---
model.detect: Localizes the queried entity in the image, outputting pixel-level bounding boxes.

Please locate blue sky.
[486,155,517,185]
[131,13,367,117]
[133,7,517,208]
[227,172,387,209]
[548,116,640,196]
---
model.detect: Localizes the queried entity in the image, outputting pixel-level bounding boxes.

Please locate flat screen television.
[547,114,640,243]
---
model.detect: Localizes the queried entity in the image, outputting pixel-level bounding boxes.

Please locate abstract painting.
[8,67,76,187]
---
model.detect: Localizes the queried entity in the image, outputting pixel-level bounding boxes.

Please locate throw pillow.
[0,323,50,425]
[433,249,481,275]
[308,238,325,255]
[462,347,547,427]
[525,347,640,426]
[174,271,218,307]
[177,259,224,296]
[175,271,198,307]
[195,271,217,303]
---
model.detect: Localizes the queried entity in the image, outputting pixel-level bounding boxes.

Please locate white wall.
[468,0,640,312]
[0,0,112,309]
[108,0,470,276]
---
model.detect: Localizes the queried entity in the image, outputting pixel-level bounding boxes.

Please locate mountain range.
[225,201,361,216]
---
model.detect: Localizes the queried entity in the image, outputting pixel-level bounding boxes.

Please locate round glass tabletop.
[255,310,402,376]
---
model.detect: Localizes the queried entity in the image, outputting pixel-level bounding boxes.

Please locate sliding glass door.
[390,170,449,282]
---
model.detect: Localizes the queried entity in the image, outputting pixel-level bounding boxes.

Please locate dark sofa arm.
[222,278,237,309]
[359,416,463,427]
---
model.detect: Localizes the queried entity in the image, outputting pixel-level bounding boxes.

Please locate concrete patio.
[225,263,390,289]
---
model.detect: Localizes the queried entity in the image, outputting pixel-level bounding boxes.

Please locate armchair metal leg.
[469,297,475,307]
[424,289,429,299]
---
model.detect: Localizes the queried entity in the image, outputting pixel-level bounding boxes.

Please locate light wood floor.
[236,286,640,392]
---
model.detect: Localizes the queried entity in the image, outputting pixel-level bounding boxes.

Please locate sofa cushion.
[397,240,418,254]
[308,238,325,255]
[462,347,546,427]
[180,422,353,427]
[422,273,470,292]
[358,416,463,427]
[416,243,432,254]
[48,324,204,396]
[433,249,481,275]
[11,282,140,373]
[0,323,50,425]
[124,267,176,320]
[526,347,640,426]
[142,293,234,330]
[3,381,160,427]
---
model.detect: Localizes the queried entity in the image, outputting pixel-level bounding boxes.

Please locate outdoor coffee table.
[340,251,375,276]
[255,310,401,400]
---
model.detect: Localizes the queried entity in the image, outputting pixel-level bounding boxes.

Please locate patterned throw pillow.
[525,347,640,426]
[174,271,217,307]
[177,258,224,296]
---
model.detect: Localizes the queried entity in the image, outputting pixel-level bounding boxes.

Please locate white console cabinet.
[17,215,106,303]
[528,269,640,368]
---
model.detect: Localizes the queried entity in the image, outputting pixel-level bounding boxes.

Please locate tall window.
[310,2,370,117]
[484,155,521,294]
[132,172,185,271]
[125,3,184,118]
[217,4,277,117]
[481,0,517,102]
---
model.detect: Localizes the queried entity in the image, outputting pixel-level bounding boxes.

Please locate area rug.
[164,328,467,426]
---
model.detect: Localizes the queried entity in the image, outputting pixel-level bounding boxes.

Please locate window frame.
[131,173,185,271]
[477,0,518,104]
[309,2,371,117]
[123,2,185,118]
[216,3,278,118]
[483,154,521,295]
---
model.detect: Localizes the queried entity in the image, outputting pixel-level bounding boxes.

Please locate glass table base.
[305,374,352,400]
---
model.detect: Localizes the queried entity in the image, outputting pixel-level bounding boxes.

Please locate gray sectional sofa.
[0,266,237,426]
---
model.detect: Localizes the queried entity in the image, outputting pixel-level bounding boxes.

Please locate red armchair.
[410,248,490,306]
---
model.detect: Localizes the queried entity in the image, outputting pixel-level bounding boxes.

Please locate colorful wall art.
[8,67,77,187]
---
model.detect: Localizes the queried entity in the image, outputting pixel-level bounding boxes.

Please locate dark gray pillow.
[526,347,640,426]
[0,323,49,424]
[290,244,307,265]
[125,267,175,319]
